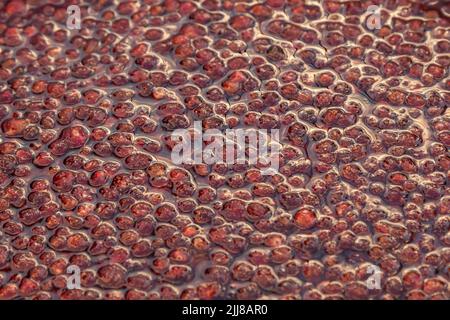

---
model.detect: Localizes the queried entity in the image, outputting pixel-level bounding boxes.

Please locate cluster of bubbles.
[0,0,448,300]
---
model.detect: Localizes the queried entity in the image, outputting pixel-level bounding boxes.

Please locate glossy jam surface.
[0,0,448,300]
